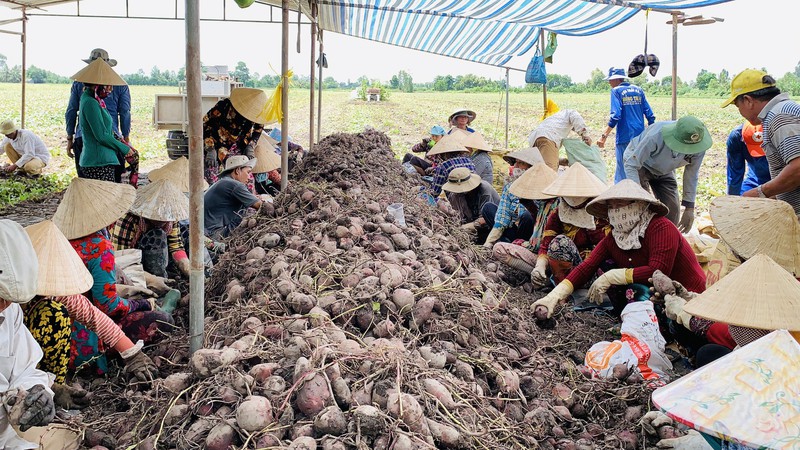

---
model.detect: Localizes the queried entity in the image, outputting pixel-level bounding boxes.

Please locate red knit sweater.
[566,216,706,293]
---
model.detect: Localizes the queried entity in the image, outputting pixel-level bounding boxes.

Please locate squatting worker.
[596,67,656,183]
[722,69,800,215]
[623,115,711,232]
[0,120,50,176]
[527,108,593,171]
[66,48,131,179]
[204,155,265,239]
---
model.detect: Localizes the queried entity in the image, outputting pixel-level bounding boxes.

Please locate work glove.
[656,430,713,450]
[530,256,550,288]
[205,148,218,170]
[51,383,91,410]
[175,258,191,277]
[483,227,504,248]
[121,341,158,383]
[587,268,632,304]
[664,294,693,329]
[678,207,695,233]
[17,384,56,431]
[116,284,156,299]
[144,272,175,296]
[460,221,478,232]
[640,411,674,436]
[244,142,257,159]
[531,281,574,318]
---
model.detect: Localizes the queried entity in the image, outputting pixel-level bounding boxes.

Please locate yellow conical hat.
[24,220,93,297]
[509,163,558,200]
[71,58,126,86]
[53,178,136,239]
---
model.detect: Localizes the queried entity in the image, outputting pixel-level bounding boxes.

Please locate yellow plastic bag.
[260,69,293,125]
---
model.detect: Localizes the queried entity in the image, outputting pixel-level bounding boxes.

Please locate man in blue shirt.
[596,67,656,183]
[65,48,131,179]
[726,122,771,195]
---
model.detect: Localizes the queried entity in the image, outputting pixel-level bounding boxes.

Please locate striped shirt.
[428,156,476,198]
[57,294,126,348]
[759,93,800,215]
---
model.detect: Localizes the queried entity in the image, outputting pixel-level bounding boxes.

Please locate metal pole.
[505,67,509,149]
[280,0,289,190]
[309,2,317,150]
[540,29,547,111]
[671,13,678,120]
[316,30,323,144]
[185,0,205,354]
[20,8,26,128]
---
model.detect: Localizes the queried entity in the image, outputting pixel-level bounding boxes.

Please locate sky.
[0,0,797,87]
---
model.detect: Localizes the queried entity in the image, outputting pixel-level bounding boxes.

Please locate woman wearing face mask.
[478,147,545,245]
[71,59,136,183]
[532,180,707,320]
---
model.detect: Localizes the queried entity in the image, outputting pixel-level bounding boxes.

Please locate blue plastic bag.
[525,49,546,84]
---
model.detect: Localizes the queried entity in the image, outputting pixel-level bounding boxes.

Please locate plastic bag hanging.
[544,32,558,63]
[260,69,293,125]
[525,48,547,84]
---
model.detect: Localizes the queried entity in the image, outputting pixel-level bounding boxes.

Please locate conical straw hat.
[509,163,558,200]
[70,58,127,86]
[684,254,800,330]
[585,179,668,218]
[24,220,93,297]
[427,133,468,157]
[461,131,493,153]
[229,87,269,124]
[502,147,544,166]
[542,162,609,198]
[710,196,800,275]
[253,136,281,173]
[53,178,137,239]
[147,157,209,193]
[130,179,190,222]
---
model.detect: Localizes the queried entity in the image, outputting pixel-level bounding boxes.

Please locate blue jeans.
[614,141,629,183]
[480,203,534,242]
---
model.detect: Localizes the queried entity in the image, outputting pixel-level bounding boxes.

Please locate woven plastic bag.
[561,138,608,182]
[525,49,546,84]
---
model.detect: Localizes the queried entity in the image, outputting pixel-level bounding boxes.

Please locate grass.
[0,83,744,211]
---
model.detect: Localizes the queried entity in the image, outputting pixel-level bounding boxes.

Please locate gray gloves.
[244,142,257,159]
[51,383,90,410]
[678,207,695,233]
[122,345,159,383]
[205,148,218,170]
[16,385,56,431]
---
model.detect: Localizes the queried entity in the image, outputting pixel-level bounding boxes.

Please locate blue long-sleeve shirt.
[607,82,655,145]
[726,125,771,196]
[66,81,131,139]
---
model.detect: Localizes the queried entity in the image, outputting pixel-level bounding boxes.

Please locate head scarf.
[558,197,596,229]
[607,201,656,250]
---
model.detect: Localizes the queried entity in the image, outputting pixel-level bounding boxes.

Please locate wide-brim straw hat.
[684,254,800,330]
[24,220,93,297]
[710,196,800,275]
[147,157,209,193]
[427,133,468,157]
[448,109,476,125]
[542,162,608,198]
[461,131,493,153]
[229,87,269,124]
[53,178,137,239]
[509,163,558,200]
[441,167,481,194]
[502,147,544,166]
[219,155,257,176]
[130,179,190,222]
[71,58,127,86]
[585,179,669,218]
[253,135,281,173]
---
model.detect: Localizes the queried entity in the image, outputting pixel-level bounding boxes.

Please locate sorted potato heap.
[79,130,653,450]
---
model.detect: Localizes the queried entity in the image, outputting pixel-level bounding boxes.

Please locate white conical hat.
[585,179,668,218]
[461,131,493,153]
[147,157,209,193]
[253,134,281,173]
[53,178,136,239]
[427,133,468,157]
[130,179,190,222]
[71,58,126,86]
[25,220,93,297]
[509,163,558,200]
[229,87,269,124]
[502,147,544,166]
[542,162,608,198]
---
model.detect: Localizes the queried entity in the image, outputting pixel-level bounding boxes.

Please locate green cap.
[661,116,712,155]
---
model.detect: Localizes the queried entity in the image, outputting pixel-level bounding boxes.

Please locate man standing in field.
[597,67,656,183]
[65,48,131,179]
[0,119,50,176]
[722,69,800,216]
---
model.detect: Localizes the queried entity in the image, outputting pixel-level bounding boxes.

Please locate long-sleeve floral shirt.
[70,231,132,320]
[203,98,263,167]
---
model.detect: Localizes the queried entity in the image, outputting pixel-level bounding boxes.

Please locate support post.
[20,8,26,128]
[185,0,205,354]
[309,2,316,150]
[671,13,678,120]
[505,67,509,149]
[540,29,547,111]
[280,0,289,190]
[316,30,323,143]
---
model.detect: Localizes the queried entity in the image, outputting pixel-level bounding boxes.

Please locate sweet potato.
[296,373,331,417]
[331,377,352,409]
[163,372,193,393]
[412,296,436,327]
[205,422,237,450]
[651,270,676,296]
[353,405,384,436]
[373,319,396,338]
[496,370,520,394]
[386,393,433,444]
[418,346,446,369]
[314,405,348,436]
[289,436,317,450]
[423,378,457,410]
[391,288,415,314]
[246,246,266,261]
[189,348,239,378]
[236,396,274,432]
[426,418,462,448]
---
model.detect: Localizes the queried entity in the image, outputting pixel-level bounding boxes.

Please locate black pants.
[480,202,534,242]
[73,137,84,177]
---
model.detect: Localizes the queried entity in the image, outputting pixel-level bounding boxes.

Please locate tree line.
[2,54,800,97]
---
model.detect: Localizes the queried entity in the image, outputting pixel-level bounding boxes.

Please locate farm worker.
[423,133,476,199]
[441,167,499,230]
[203,87,268,184]
[52,178,176,375]
[447,109,476,133]
[528,163,611,290]
[481,147,544,247]
[22,220,158,406]
[532,181,733,354]
[269,127,307,171]
[252,132,283,196]
[0,219,74,449]
[66,48,131,180]
[722,69,800,215]
[527,109,593,171]
[203,155,265,240]
[490,163,559,271]
[402,125,446,176]
[726,122,770,195]
[623,115,711,231]
[0,119,49,176]
[457,130,494,184]
[596,67,656,183]
[70,58,139,185]
[112,179,191,278]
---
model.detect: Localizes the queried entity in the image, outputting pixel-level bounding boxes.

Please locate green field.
[0,83,746,210]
